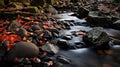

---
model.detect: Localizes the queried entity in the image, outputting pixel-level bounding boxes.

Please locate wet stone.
[43,30,53,40]
[17,28,27,38]
[41,43,59,55]
[61,35,73,40]
[22,7,39,13]
[56,55,71,64]
[74,7,89,19]
[88,11,114,27]
[113,20,120,30]
[83,27,110,49]
[47,28,59,34]
[57,39,71,50]
[52,32,59,38]
[53,62,63,67]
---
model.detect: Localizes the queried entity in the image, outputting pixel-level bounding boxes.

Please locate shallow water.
[55,12,120,67]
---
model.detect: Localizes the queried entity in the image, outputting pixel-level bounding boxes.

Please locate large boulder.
[7,41,39,61]
[83,27,110,49]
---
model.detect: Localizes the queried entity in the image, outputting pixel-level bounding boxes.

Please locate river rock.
[72,7,89,19]
[61,35,73,40]
[54,62,63,67]
[43,30,52,40]
[47,28,59,34]
[83,27,110,49]
[22,6,39,13]
[41,43,59,55]
[88,11,113,27]
[113,20,120,30]
[44,5,58,14]
[17,28,27,38]
[56,55,71,64]
[7,41,39,61]
[8,20,21,31]
[57,39,71,50]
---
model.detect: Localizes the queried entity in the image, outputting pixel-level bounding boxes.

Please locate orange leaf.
[39,40,43,44]
[43,25,49,29]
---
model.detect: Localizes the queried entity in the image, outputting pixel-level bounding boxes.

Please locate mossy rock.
[83,27,110,49]
[22,6,39,13]
[0,0,5,8]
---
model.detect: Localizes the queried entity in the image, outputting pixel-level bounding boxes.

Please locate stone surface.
[56,55,71,64]
[83,27,110,48]
[57,39,71,50]
[7,41,39,61]
[22,6,39,13]
[17,28,27,38]
[61,35,73,40]
[41,43,59,54]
